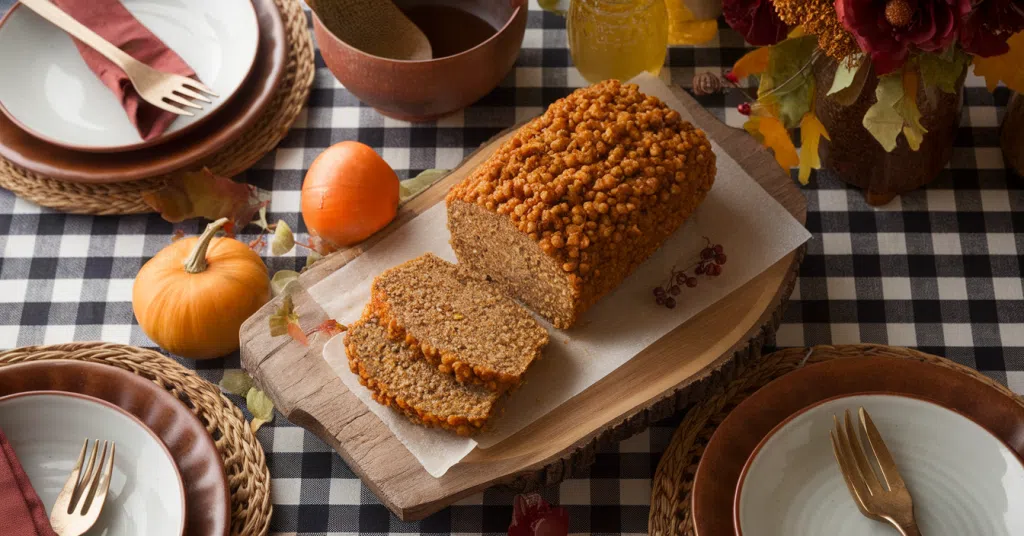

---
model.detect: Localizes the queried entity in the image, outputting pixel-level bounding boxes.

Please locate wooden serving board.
[239,87,807,521]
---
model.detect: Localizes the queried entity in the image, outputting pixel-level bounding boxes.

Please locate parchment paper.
[316,73,811,477]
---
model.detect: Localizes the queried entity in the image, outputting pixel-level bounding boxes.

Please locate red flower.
[837,0,971,74]
[723,0,790,46]
[508,494,569,536]
[961,0,1024,57]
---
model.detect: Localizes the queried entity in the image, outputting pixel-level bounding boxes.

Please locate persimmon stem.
[184,217,229,274]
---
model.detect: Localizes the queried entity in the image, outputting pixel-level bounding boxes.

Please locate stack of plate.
[0,360,231,536]
[688,357,1024,535]
[0,0,286,184]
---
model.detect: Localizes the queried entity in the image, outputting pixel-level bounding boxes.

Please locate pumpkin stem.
[184,217,230,274]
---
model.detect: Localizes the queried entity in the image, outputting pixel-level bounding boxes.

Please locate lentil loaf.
[446,80,717,328]
[344,314,501,436]
[369,253,548,391]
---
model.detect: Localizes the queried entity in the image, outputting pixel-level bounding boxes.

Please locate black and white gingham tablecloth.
[0,1,1021,533]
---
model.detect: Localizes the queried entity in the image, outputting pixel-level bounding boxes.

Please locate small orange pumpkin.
[133,218,270,359]
[301,141,400,250]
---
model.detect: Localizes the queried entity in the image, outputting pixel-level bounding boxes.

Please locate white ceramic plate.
[736,393,1024,536]
[0,392,186,536]
[0,0,259,152]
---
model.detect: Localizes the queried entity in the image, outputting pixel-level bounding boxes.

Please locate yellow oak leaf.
[798,112,830,184]
[666,0,719,45]
[744,116,799,170]
[896,68,927,151]
[732,47,770,80]
[973,32,1024,92]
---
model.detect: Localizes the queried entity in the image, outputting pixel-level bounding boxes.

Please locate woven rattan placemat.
[0,342,272,536]
[0,0,315,215]
[648,343,1024,535]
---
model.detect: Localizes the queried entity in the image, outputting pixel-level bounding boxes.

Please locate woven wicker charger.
[648,343,1024,535]
[0,0,315,215]
[0,342,272,536]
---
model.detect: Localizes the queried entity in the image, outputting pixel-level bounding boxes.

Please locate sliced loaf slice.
[345,314,500,436]
[369,253,548,391]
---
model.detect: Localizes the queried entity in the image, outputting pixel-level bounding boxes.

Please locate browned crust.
[343,321,495,437]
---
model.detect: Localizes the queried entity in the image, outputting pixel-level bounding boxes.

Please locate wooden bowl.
[312,1,526,122]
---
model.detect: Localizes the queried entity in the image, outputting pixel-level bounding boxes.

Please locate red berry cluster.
[653,238,727,309]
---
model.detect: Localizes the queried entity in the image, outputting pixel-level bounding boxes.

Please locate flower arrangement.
[717,0,1024,183]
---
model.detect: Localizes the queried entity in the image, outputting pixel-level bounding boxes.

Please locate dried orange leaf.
[287,321,309,346]
[798,112,830,184]
[744,115,799,170]
[312,319,347,338]
[972,32,1024,93]
[732,47,770,80]
[269,294,305,346]
[142,168,263,234]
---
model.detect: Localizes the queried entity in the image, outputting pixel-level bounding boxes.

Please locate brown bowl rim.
[0,389,188,536]
[731,390,1024,536]
[0,0,261,154]
[311,4,524,64]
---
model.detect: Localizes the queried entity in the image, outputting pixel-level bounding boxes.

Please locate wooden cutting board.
[239,86,807,521]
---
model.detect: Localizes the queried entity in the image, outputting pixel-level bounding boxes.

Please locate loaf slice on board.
[344,314,501,436]
[369,253,549,392]
[446,80,716,328]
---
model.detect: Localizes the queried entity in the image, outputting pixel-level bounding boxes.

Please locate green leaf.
[251,205,270,231]
[862,69,927,152]
[271,270,301,297]
[863,73,906,152]
[271,220,295,256]
[759,36,818,129]
[916,48,968,94]
[219,370,254,397]
[828,55,870,107]
[303,250,322,271]
[245,387,275,433]
[400,169,450,204]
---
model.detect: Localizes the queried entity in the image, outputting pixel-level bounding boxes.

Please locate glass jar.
[567,0,669,84]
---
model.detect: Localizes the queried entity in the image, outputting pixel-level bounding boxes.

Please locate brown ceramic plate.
[0,360,230,536]
[691,356,1024,535]
[0,0,285,184]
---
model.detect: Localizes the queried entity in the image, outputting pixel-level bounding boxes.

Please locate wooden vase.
[1003,92,1024,177]
[812,59,966,206]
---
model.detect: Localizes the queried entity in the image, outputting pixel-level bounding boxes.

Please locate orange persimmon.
[301,141,400,250]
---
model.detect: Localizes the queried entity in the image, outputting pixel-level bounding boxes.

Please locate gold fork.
[49,439,116,536]
[19,0,216,116]
[830,408,921,536]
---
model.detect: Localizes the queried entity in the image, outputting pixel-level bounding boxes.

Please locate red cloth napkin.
[0,428,57,536]
[52,0,198,141]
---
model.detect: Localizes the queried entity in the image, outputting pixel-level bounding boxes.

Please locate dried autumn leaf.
[271,220,295,256]
[268,295,299,338]
[303,250,323,272]
[731,47,770,80]
[973,31,1024,93]
[219,370,254,397]
[287,321,309,346]
[828,54,870,106]
[311,319,347,338]
[245,387,275,433]
[142,168,263,233]
[862,72,908,152]
[744,115,799,169]
[798,112,830,185]
[400,169,450,204]
[271,270,301,297]
[896,68,927,151]
[251,205,270,231]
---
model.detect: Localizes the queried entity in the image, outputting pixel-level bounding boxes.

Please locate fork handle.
[19,0,139,70]
[893,521,922,536]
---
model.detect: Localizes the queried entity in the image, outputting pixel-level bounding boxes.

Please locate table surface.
[0,1,1021,534]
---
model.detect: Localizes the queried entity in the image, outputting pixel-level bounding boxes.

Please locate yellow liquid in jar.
[568,0,669,84]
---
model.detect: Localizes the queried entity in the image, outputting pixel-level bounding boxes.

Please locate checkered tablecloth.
[0,1,1021,533]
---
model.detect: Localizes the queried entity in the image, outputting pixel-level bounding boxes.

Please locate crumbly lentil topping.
[446,80,715,291]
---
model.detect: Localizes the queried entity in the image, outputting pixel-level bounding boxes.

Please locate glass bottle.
[567,0,669,84]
